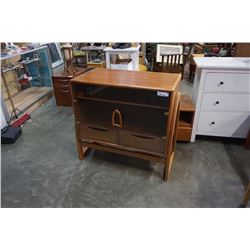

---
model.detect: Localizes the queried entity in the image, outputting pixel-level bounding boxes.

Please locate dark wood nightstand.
[52,68,92,106]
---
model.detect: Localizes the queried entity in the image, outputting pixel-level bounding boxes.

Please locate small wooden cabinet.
[52,68,92,106]
[70,68,181,180]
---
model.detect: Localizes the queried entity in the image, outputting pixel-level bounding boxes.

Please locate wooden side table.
[52,68,92,106]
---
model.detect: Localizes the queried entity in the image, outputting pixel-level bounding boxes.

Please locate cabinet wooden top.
[71,68,181,92]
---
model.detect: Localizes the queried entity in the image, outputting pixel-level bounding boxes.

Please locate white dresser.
[191,57,250,142]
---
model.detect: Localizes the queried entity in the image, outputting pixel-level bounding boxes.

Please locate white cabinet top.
[104,45,141,53]
[194,57,250,70]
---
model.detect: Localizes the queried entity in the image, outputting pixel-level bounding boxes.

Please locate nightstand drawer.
[198,111,250,137]
[54,89,72,106]
[204,73,250,93]
[201,93,250,112]
[53,78,70,89]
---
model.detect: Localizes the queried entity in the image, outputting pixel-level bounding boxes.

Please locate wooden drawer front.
[79,123,116,144]
[204,73,250,93]
[201,93,250,112]
[177,127,192,142]
[54,89,72,106]
[198,111,250,137]
[120,131,165,156]
[53,78,70,90]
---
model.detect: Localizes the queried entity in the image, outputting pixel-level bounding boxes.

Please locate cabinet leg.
[240,183,250,208]
[77,140,88,160]
[77,140,84,160]
[163,164,170,181]
[163,152,175,181]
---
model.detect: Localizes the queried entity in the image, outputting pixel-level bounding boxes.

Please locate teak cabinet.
[70,68,181,180]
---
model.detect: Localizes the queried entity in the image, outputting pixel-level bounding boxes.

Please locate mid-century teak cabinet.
[70,68,181,180]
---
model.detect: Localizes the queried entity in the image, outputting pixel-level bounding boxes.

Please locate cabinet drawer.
[204,73,250,93]
[198,111,250,137]
[78,123,116,144]
[54,89,72,106]
[53,78,70,90]
[120,131,165,156]
[201,93,250,112]
[177,127,192,142]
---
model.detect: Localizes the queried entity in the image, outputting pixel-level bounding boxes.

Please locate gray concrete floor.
[1,79,250,208]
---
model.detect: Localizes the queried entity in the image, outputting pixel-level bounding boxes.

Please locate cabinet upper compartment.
[70,68,181,92]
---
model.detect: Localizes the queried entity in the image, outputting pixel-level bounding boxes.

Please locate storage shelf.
[2,64,20,73]
[178,120,192,128]
[76,95,168,111]
[20,58,40,65]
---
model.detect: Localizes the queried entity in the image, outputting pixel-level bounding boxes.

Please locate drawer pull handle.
[215,101,220,105]
[60,83,69,87]
[112,109,123,128]
[60,90,69,93]
[219,81,224,86]
[210,121,215,126]
[88,126,109,132]
[131,133,155,140]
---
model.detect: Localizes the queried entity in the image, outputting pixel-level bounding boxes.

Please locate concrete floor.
[1,79,250,208]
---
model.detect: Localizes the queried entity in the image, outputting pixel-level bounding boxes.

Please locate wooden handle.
[112,109,122,128]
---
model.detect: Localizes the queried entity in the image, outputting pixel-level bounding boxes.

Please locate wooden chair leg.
[239,182,250,208]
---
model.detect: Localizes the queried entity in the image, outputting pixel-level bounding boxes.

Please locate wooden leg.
[163,163,170,181]
[77,140,89,160]
[77,140,84,160]
[244,128,250,149]
[163,152,175,181]
[240,183,250,208]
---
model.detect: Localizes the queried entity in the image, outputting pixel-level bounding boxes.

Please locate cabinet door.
[76,99,117,144]
[116,104,167,156]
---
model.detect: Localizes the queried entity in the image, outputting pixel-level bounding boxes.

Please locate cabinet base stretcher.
[76,139,175,181]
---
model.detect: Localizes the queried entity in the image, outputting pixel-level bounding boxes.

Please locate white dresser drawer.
[197,111,250,137]
[204,72,250,93]
[201,93,250,112]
